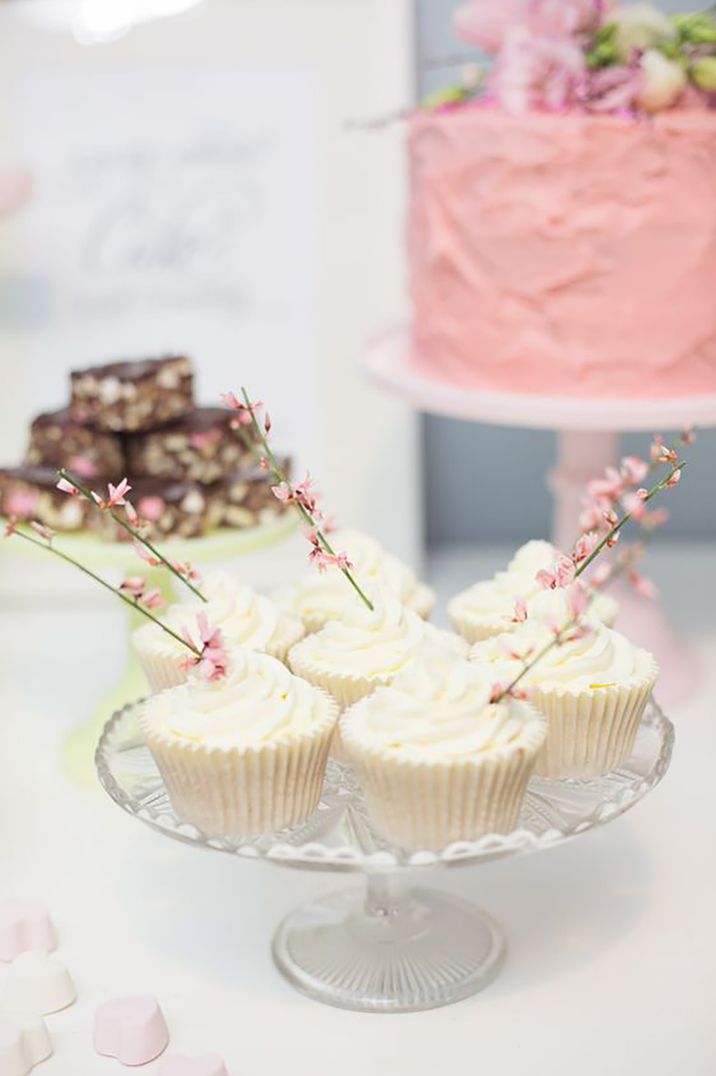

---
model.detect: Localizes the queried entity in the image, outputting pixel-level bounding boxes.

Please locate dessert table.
[0,542,714,1074]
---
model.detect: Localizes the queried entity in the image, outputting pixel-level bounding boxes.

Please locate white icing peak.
[343,643,540,758]
[471,621,652,692]
[292,587,466,680]
[275,529,420,626]
[143,647,329,748]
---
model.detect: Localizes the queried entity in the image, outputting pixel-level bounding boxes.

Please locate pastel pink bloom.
[498,635,535,661]
[189,429,222,450]
[665,468,682,488]
[172,560,201,584]
[590,562,612,588]
[107,478,132,508]
[124,500,138,526]
[582,63,643,113]
[572,531,598,564]
[561,621,595,643]
[454,0,603,53]
[3,517,18,538]
[5,488,39,518]
[140,588,164,610]
[137,496,165,522]
[606,529,621,549]
[489,682,506,704]
[536,552,576,590]
[56,477,79,496]
[508,685,533,701]
[579,499,606,534]
[650,435,677,464]
[621,491,648,522]
[512,596,528,623]
[293,472,319,515]
[567,580,590,620]
[67,455,98,479]
[628,571,658,600]
[603,507,619,529]
[587,465,623,503]
[620,455,649,487]
[489,29,587,114]
[333,551,354,572]
[259,457,270,471]
[220,392,262,426]
[264,412,272,434]
[308,545,334,573]
[272,482,293,504]
[133,541,161,568]
[119,576,147,599]
[643,506,669,530]
[30,520,54,542]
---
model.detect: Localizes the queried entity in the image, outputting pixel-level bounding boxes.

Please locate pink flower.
[489,30,587,114]
[172,560,201,584]
[124,500,138,526]
[133,541,161,568]
[643,507,669,530]
[221,392,262,427]
[137,496,165,523]
[333,552,354,572]
[454,0,603,54]
[561,621,595,644]
[665,468,682,488]
[179,614,228,682]
[587,466,623,503]
[107,478,131,509]
[489,682,506,704]
[30,521,54,542]
[536,553,576,590]
[621,490,648,522]
[293,472,319,515]
[620,455,649,487]
[5,488,39,518]
[512,596,528,623]
[3,517,18,538]
[271,482,293,504]
[579,499,606,534]
[139,588,164,610]
[590,562,612,588]
[567,580,590,620]
[56,477,79,496]
[259,457,270,471]
[119,576,147,599]
[628,571,658,600]
[189,429,222,450]
[572,531,598,564]
[582,63,643,113]
[67,455,98,479]
[606,530,621,549]
[650,435,677,464]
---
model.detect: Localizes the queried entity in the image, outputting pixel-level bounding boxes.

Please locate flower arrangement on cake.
[1,389,693,850]
[407,3,716,397]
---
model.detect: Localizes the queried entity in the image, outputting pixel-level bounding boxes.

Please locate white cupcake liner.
[264,617,306,664]
[339,702,547,852]
[288,643,385,710]
[532,654,659,778]
[447,603,511,645]
[408,582,436,621]
[139,691,338,837]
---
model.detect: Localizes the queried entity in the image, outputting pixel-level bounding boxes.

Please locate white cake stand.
[363,327,716,704]
[96,697,673,1014]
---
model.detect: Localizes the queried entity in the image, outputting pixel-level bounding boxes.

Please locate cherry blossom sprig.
[56,469,206,603]
[493,452,686,703]
[221,388,374,612]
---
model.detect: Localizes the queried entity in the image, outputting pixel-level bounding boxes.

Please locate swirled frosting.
[409,107,716,398]
[142,648,331,748]
[134,570,300,659]
[273,529,429,628]
[290,588,467,681]
[471,621,653,692]
[342,644,541,759]
[448,541,617,633]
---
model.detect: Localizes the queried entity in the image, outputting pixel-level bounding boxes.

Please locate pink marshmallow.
[0,902,56,962]
[159,1055,229,1076]
[94,996,169,1067]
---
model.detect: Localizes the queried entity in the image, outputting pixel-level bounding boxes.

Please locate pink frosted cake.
[408,2,716,398]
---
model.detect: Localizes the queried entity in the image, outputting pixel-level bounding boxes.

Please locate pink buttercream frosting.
[408,106,716,397]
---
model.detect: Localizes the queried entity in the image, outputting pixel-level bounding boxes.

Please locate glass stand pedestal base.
[271,876,505,1013]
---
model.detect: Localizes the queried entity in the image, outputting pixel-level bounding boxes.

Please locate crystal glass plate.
[96,698,673,1011]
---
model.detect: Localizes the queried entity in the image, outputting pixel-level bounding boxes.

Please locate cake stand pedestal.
[362,327,716,705]
[97,697,673,1013]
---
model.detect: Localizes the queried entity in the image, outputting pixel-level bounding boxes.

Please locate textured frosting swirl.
[135,571,299,658]
[342,644,541,758]
[471,622,653,692]
[291,588,466,680]
[273,529,422,627]
[142,648,331,747]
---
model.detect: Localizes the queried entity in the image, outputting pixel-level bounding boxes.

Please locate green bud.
[594,21,618,45]
[691,55,716,92]
[421,85,468,111]
[586,39,620,68]
[673,13,716,45]
[659,40,689,69]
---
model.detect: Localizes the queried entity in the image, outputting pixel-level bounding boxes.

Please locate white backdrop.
[0,0,420,563]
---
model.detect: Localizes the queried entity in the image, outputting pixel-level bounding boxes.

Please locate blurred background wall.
[417,0,716,547]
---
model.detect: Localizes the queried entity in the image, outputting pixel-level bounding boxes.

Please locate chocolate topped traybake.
[0,466,98,532]
[70,355,193,432]
[26,408,124,479]
[125,407,248,485]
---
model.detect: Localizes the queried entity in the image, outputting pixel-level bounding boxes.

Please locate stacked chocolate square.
[0,355,289,540]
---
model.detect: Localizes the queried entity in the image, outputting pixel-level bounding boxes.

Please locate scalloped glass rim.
[95,697,674,872]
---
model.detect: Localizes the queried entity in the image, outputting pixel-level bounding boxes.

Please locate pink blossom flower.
[124,500,138,526]
[264,413,272,434]
[179,614,229,682]
[139,588,164,610]
[650,435,677,464]
[67,455,98,479]
[189,429,222,450]
[582,63,643,113]
[133,541,161,568]
[567,580,590,620]
[620,455,649,487]
[3,517,18,538]
[137,496,165,523]
[271,482,293,504]
[512,596,528,623]
[628,570,658,600]
[572,531,598,564]
[536,553,576,590]
[489,682,506,704]
[107,478,131,508]
[621,491,648,522]
[119,576,148,599]
[561,621,595,643]
[5,488,39,518]
[579,499,606,534]
[587,466,623,503]
[56,477,79,496]
[489,30,587,114]
[665,468,682,488]
[220,392,262,426]
[172,560,201,584]
[590,562,612,588]
[30,521,54,542]
[643,507,669,530]
[454,0,603,54]
[259,457,270,471]
[293,472,319,515]
[606,530,621,549]
[333,552,354,572]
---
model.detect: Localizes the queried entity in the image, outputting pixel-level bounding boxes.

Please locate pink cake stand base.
[362,327,716,706]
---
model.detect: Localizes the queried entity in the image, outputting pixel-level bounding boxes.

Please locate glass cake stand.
[96,698,673,1013]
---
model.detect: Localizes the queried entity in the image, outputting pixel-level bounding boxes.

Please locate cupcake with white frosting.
[340,644,546,851]
[448,540,618,644]
[274,529,435,632]
[140,647,338,837]
[134,571,304,692]
[288,587,467,710]
[470,600,658,778]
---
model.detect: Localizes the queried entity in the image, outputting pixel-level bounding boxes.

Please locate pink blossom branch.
[3,521,201,656]
[57,468,206,603]
[236,387,374,612]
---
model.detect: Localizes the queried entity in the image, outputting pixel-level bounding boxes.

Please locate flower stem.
[57,469,206,603]
[7,525,201,655]
[238,387,374,612]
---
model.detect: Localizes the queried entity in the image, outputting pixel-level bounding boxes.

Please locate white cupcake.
[273,528,435,632]
[448,540,618,644]
[340,645,546,851]
[139,647,338,837]
[134,571,304,692]
[288,587,467,710]
[470,606,658,779]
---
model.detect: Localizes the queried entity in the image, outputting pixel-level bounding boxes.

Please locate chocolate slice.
[70,355,194,432]
[125,407,249,485]
[26,408,124,478]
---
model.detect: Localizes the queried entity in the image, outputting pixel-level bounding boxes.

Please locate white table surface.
[0,541,714,1075]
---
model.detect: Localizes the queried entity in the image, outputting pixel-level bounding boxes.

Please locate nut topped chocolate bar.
[26,408,124,479]
[70,355,193,432]
[0,466,98,531]
[221,459,290,529]
[93,477,224,541]
[125,407,248,485]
